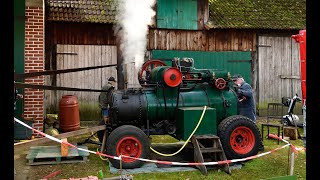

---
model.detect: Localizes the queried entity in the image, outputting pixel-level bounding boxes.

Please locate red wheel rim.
[215,78,227,89]
[116,136,143,163]
[138,60,166,83]
[230,126,255,154]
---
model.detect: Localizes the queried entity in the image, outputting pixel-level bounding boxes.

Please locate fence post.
[289,147,295,176]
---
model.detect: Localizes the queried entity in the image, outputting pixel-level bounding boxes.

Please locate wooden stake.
[61,138,69,157]
[100,130,108,153]
[289,147,295,175]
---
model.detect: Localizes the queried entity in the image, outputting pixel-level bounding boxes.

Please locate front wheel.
[218,115,261,159]
[106,125,150,169]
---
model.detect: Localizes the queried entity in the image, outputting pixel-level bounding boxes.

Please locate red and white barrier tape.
[268,134,306,153]
[14,117,301,166]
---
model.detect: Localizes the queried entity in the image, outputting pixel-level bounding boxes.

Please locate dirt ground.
[14,152,34,180]
[13,141,193,180]
[14,133,101,180]
[14,143,67,180]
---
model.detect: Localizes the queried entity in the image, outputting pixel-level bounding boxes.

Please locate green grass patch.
[78,101,101,121]
[45,101,101,122]
[26,119,306,180]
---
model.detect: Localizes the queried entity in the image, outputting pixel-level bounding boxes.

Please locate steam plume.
[114,0,156,69]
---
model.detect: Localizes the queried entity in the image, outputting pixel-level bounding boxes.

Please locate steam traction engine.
[99,58,262,169]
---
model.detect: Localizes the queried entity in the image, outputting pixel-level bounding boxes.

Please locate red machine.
[291,29,306,147]
[291,29,306,105]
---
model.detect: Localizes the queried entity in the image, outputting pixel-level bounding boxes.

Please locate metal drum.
[59,95,80,132]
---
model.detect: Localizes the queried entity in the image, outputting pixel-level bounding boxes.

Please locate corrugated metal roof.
[46,0,117,23]
[207,0,306,29]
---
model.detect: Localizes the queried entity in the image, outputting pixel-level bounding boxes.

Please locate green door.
[14,0,25,118]
[151,50,253,85]
[157,0,198,30]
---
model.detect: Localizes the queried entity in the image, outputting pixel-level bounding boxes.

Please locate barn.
[14,0,305,137]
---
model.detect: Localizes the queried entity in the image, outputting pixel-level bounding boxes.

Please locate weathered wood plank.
[145,29,255,51]
[197,0,209,30]
[291,38,302,97]
[176,30,181,50]
[215,31,224,51]
[148,29,154,50]
[257,35,301,106]
[241,31,248,51]
[208,30,215,51]
[180,31,187,50]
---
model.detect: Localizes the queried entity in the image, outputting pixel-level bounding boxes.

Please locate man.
[232,74,256,122]
[232,74,264,151]
[99,76,116,124]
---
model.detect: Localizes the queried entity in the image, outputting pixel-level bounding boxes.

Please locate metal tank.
[59,95,80,132]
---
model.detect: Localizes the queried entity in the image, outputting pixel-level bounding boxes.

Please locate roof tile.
[207,0,306,29]
[47,0,305,29]
[47,0,117,24]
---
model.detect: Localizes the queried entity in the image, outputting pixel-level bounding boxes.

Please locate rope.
[98,148,108,161]
[150,106,207,157]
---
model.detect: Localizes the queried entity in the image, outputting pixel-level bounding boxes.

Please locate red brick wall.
[24,6,45,137]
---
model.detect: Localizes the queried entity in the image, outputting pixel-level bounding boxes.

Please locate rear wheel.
[106,125,150,169]
[218,115,261,159]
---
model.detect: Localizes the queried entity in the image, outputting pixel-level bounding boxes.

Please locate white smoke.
[114,0,156,69]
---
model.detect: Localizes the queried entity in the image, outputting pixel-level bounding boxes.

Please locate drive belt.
[14,64,117,80]
[14,82,108,92]
[14,64,117,92]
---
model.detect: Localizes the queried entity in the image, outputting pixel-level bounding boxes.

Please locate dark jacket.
[99,82,115,109]
[237,81,256,122]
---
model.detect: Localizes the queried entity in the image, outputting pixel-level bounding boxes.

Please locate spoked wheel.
[106,125,150,169]
[138,60,166,85]
[215,78,227,89]
[218,115,261,159]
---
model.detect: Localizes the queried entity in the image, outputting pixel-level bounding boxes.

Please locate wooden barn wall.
[197,0,209,30]
[257,35,301,115]
[44,44,117,119]
[45,22,301,116]
[147,29,256,52]
[44,22,117,118]
[46,22,116,46]
[45,22,116,68]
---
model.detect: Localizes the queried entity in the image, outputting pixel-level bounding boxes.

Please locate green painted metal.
[14,0,25,118]
[157,0,197,30]
[149,66,167,84]
[152,50,253,85]
[144,65,238,138]
[176,107,217,141]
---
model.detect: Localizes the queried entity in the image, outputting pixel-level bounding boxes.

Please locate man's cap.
[232,74,243,81]
[108,76,116,82]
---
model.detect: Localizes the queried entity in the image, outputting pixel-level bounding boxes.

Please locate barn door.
[151,50,252,85]
[45,44,117,117]
[257,35,301,107]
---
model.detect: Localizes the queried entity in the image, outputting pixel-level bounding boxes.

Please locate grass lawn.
[19,119,306,180]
